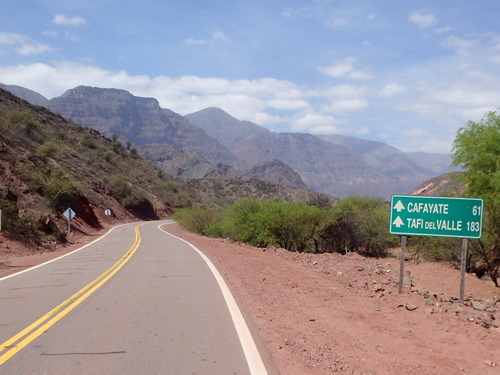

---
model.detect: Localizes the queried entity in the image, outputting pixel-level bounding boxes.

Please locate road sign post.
[398,235,406,294]
[389,195,483,299]
[63,207,77,234]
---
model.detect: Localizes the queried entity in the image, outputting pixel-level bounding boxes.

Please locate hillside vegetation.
[0,89,194,247]
[174,196,398,256]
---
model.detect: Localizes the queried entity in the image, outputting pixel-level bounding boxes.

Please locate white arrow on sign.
[392,216,405,228]
[393,200,405,212]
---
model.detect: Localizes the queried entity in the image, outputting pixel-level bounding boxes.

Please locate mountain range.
[1,84,456,199]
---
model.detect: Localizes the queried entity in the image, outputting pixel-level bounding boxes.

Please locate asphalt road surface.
[0,221,271,374]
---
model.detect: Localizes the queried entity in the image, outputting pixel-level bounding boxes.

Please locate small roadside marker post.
[63,208,77,234]
[459,238,468,301]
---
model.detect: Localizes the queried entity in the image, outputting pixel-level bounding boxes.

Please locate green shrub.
[0,199,43,242]
[321,196,397,256]
[109,174,131,199]
[175,197,397,256]
[173,207,221,236]
[44,170,79,210]
[407,236,461,262]
[217,199,326,251]
[36,142,59,159]
[4,110,41,136]
[82,133,97,149]
[18,165,78,210]
[219,199,268,245]
[102,150,113,162]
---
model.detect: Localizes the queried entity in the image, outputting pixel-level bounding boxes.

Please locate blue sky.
[1,1,499,153]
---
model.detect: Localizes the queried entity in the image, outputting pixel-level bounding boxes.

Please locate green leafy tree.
[220,199,269,246]
[321,196,396,256]
[452,111,500,286]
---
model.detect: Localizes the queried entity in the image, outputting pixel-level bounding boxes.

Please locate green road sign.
[389,195,483,239]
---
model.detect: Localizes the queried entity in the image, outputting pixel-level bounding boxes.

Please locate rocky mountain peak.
[244,159,309,190]
[185,107,270,148]
[47,86,243,168]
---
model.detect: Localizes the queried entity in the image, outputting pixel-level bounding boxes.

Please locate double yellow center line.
[0,224,143,365]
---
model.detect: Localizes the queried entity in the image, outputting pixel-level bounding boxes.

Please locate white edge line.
[0,224,124,282]
[158,223,268,375]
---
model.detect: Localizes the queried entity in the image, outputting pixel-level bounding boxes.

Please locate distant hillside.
[0,84,49,107]
[185,107,271,148]
[230,131,400,197]
[242,159,309,190]
[410,172,464,196]
[186,178,337,207]
[405,152,456,175]
[137,143,222,179]
[187,108,455,198]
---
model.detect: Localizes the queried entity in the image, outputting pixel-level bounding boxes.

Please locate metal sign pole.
[459,238,468,302]
[398,235,406,294]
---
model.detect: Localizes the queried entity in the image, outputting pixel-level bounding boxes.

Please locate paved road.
[0,221,270,374]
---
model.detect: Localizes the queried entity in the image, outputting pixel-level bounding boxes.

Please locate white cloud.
[43,30,58,37]
[281,6,313,20]
[354,127,370,135]
[319,84,369,99]
[16,43,52,56]
[315,84,370,113]
[0,32,52,55]
[323,99,368,113]
[184,37,206,45]
[185,31,230,45]
[53,14,87,26]
[408,12,437,29]
[379,82,407,98]
[290,110,339,133]
[212,31,230,43]
[440,35,477,55]
[0,32,24,45]
[282,8,294,19]
[403,128,429,137]
[435,26,452,34]
[326,18,348,28]
[318,57,373,80]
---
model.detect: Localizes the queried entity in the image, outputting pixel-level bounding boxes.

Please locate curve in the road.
[0,224,143,365]
[159,223,268,375]
[1,221,270,375]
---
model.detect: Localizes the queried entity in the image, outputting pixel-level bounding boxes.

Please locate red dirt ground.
[1,223,499,375]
